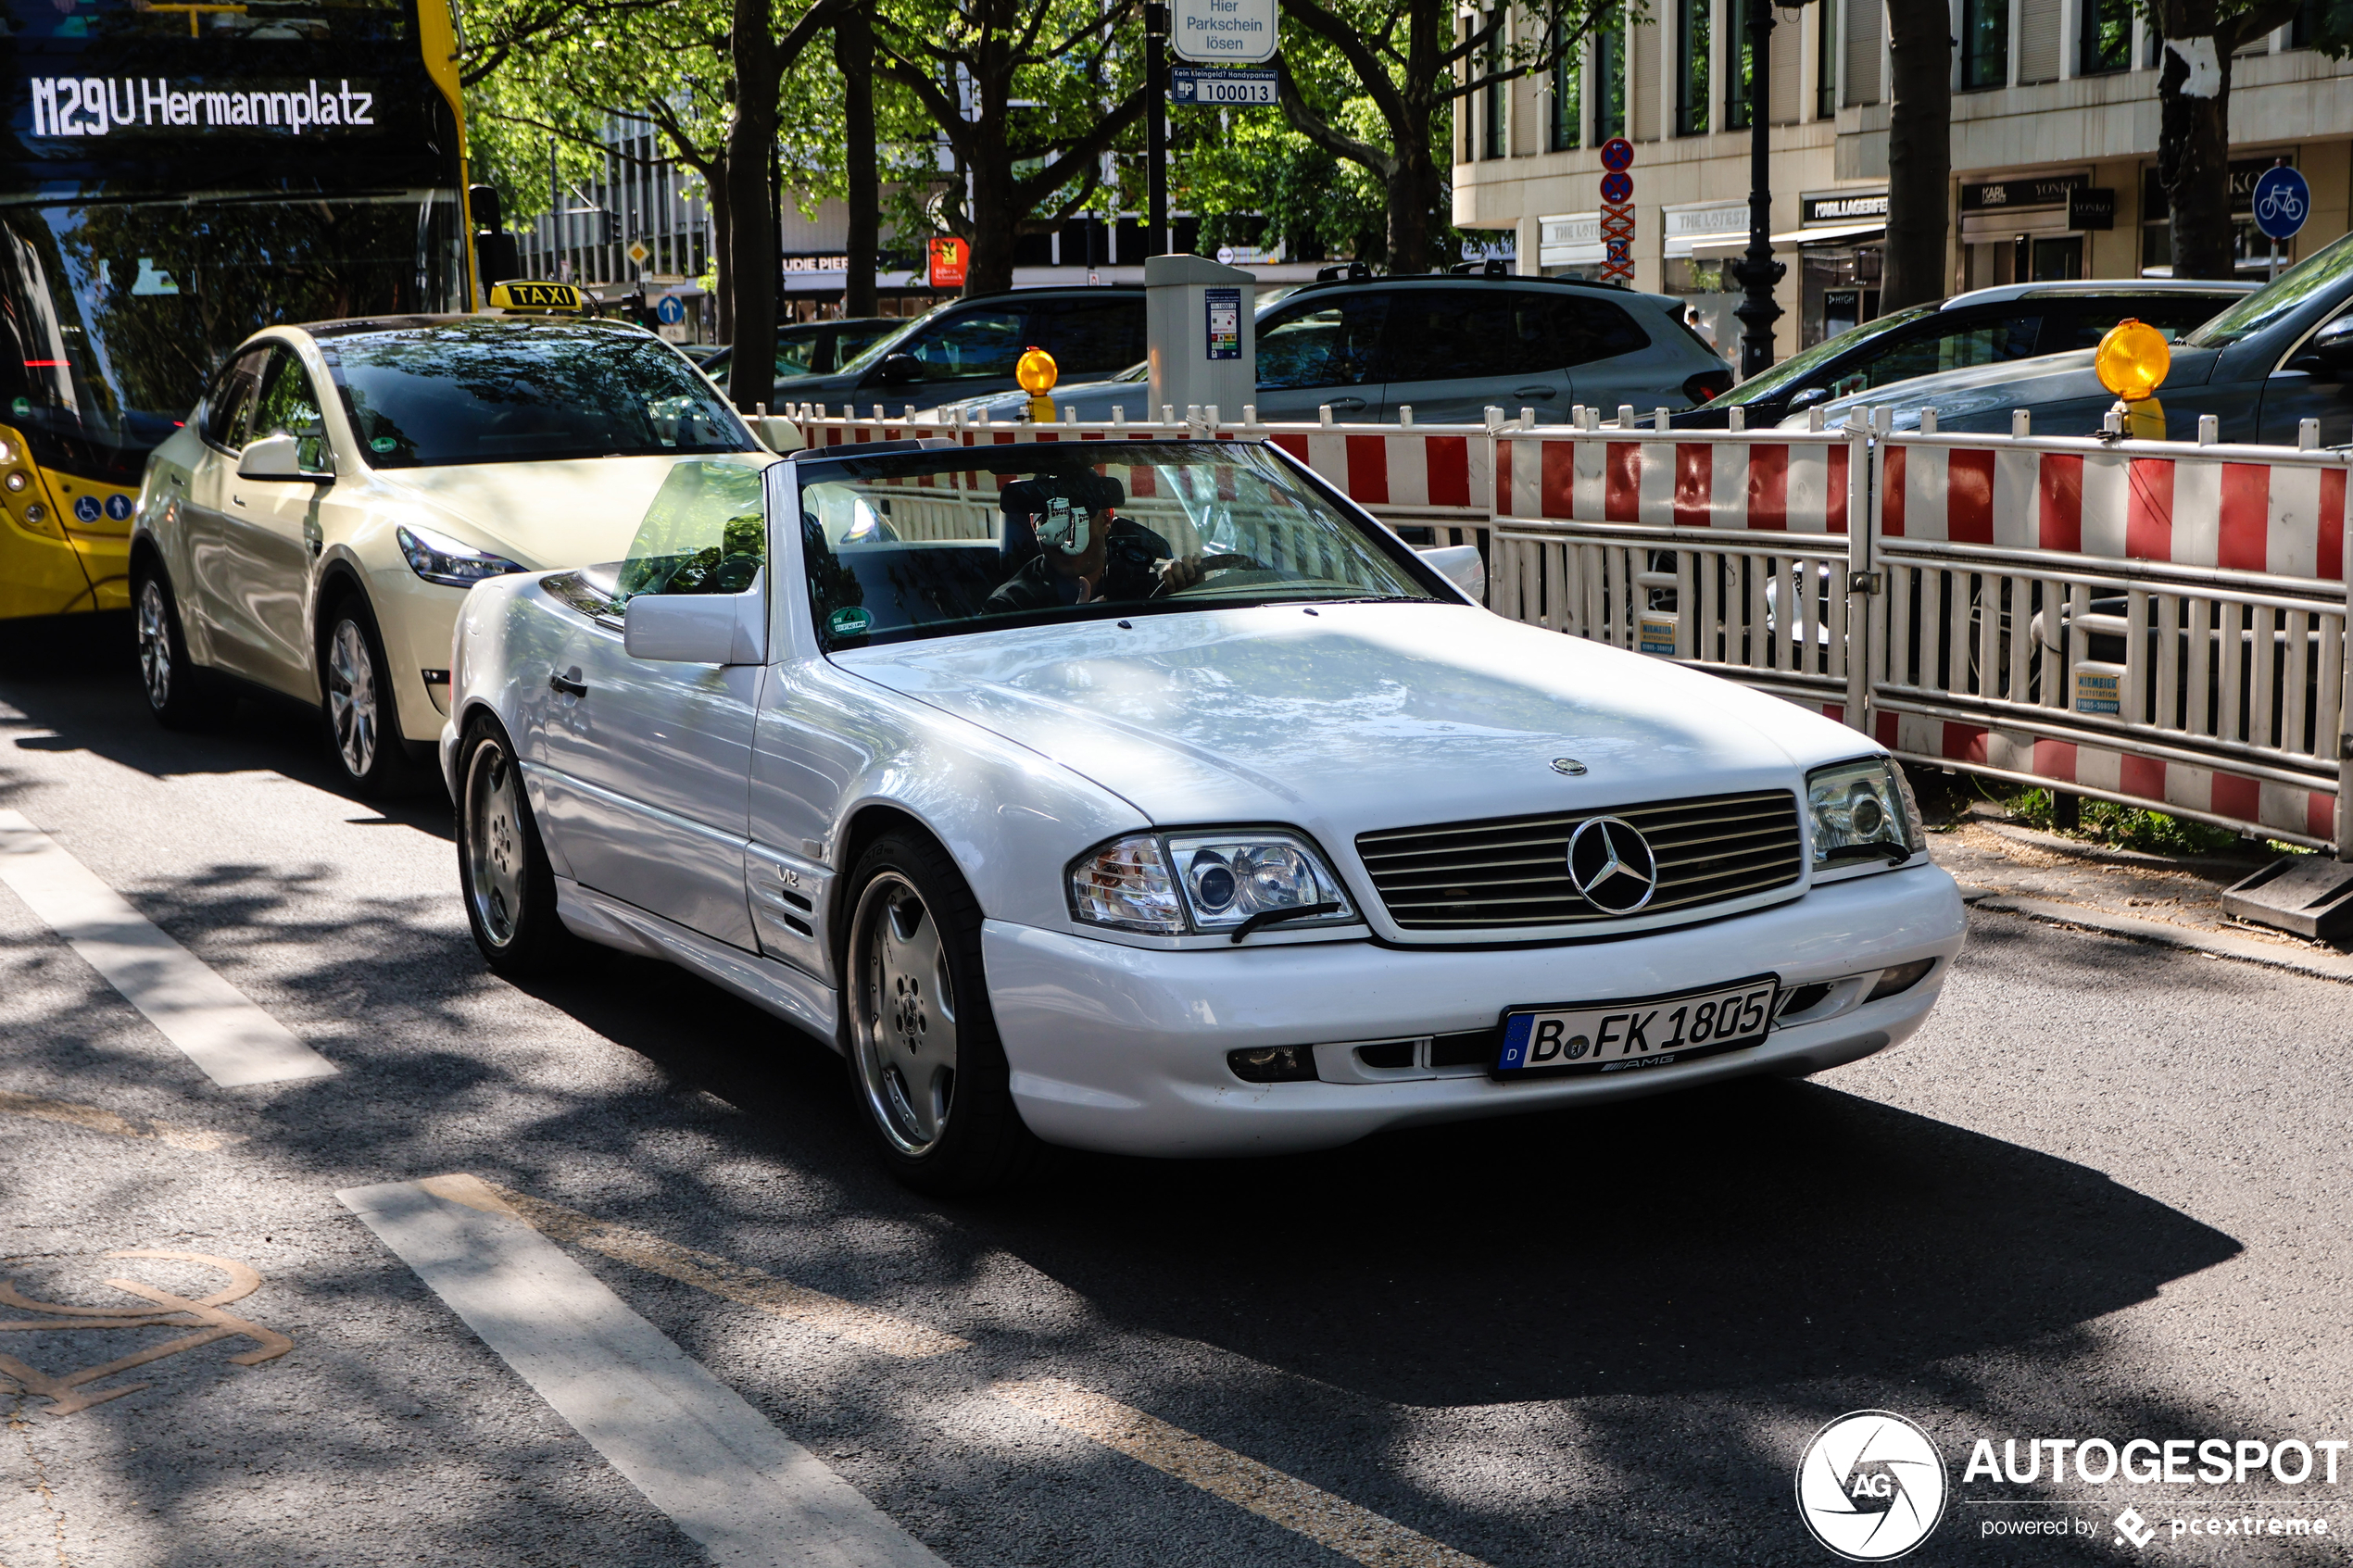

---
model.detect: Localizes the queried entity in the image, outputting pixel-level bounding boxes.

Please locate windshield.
[0,191,461,483]
[321,321,752,468]
[1708,303,1942,405]
[2184,231,2353,347]
[799,442,1444,647]
[828,303,950,380]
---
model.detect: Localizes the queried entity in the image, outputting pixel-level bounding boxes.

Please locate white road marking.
[0,810,337,1087]
[338,1178,947,1568]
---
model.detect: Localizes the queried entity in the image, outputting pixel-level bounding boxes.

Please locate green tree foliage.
[1272,0,1623,273]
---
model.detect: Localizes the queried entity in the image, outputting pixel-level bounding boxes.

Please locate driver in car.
[985,470,1206,613]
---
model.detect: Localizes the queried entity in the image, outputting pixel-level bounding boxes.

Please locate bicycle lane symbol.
[0,1249,293,1415]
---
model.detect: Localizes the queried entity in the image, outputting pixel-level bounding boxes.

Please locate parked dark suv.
[759,287,1147,410]
[949,268,1734,424]
[1675,280,2251,429]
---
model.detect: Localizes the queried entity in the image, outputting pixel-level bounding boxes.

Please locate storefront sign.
[2066,187,2117,231]
[1539,212,1602,268]
[1960,173,2089,212]
[927,236,967,288]
[2142,156,2297,220]
[1662,200,1747,258]
[1801,191,1887,225]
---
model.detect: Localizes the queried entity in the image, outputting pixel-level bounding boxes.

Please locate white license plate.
[1493,975,1780,1077]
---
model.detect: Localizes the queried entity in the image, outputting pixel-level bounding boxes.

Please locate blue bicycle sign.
[2254,166,2309,242]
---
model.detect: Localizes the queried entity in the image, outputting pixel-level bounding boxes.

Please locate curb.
[1968,894,2353,985]
[1968,818,2268,875]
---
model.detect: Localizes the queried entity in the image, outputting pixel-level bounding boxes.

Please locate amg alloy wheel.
[456,717,571,974]
[849,871,960,1158]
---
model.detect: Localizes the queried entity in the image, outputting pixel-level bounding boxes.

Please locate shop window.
[1595,18,1627,138]
[1727,0,1755,129]
[1482,18,1508,158]
[1551,44,1582,149]
[1676,0,1709,134]
[1843,0,1881,104]
[1960,0,2009,88]
[1816,0,1839,117]
[2079,0,2131,71]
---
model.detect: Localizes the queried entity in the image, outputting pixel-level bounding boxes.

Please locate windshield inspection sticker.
[370,436,398,453]
[827,607,873,638]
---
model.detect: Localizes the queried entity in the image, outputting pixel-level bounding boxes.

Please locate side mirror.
[623,579,767,665]
[2286,316,2353,377]
[237,432,332,483]
[1786,385,1832,410]
[1415,543,1487,605]
[751,415,803,453]
[874,353,925,385]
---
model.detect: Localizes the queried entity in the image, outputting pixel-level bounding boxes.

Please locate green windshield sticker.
[8,397,26,418]
[371,435,397,453]
[827,606,873,637]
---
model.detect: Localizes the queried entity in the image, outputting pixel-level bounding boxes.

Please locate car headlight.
[1807,758,1924,870]
[1069,831,1355,937]
[397,523,526,588]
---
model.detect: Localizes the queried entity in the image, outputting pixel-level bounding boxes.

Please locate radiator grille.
[1355,789,1804,932]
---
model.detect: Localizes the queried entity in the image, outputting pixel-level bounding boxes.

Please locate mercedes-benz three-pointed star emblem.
[1566,816,1657,914]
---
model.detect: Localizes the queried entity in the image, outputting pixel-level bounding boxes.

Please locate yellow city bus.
[0,0,475,620]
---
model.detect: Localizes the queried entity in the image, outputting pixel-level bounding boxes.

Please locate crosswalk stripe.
[339,1177,948,1568]
[0,809,337,1087]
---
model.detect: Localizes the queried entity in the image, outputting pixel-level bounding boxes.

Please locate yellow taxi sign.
[489,280,587,315]
[2095,318,2171,402]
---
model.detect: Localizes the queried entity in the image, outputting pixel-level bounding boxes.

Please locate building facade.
[1453,0,2353,362]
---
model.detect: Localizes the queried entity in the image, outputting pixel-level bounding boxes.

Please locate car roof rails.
[1449,259,1513,277]
[1313,262,1374,282]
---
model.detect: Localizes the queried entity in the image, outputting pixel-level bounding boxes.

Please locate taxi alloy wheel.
[320,598,414,796]
[132,568,224,730]
[843,832,1043,1194]
[457,717,571,975]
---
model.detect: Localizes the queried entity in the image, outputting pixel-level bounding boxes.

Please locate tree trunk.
[1881,0,1952,310]
[708,157,735,344]
[963,143,1017,297]
[726,0,780,409]
[2158,0,2237,279]
[837,5,879,318]
[1386,132,1435,273]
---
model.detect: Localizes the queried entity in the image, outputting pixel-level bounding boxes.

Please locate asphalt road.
[2,618,2349,1567]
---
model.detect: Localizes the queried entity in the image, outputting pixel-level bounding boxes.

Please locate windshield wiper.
[1230,901,1342,943]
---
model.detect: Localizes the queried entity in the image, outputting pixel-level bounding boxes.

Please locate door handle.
[1327,396,1367,409]
[1512,385,1558,398]
[232,495,247,508]
[548,669,587,697]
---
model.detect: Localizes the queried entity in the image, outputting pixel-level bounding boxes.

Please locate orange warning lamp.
[1017,346,1058,422]
[2095,319,2171,402]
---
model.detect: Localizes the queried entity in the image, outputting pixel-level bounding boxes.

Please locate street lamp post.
[1729,0,1808,379]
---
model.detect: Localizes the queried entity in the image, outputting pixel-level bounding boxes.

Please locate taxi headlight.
[397,523,526,588]
[1069,831,1355,936]
[1807,758,1923,870]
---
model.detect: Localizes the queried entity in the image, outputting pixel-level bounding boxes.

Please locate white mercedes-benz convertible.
[444,437,1966,1192]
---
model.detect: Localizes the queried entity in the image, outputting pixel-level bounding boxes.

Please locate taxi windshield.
[321,321,752,467]
[799,442,1445,647]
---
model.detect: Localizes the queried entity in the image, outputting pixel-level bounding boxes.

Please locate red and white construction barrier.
[1883,435,2350,579]
[1491,431,1859,534]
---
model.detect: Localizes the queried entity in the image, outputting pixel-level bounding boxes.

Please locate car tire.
[132,564,228,730]
[455,714,574,977]
[842,831,1044,1197]
[318,593,417,797]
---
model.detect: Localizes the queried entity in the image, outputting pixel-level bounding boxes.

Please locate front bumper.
[983,864,1968,1157]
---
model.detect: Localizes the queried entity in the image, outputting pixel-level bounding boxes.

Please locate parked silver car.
[942,270,1734,426]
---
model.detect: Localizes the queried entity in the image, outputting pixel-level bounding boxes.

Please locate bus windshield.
[0,191,464,483]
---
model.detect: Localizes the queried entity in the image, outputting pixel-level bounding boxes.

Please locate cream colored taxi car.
[130,307,786,794]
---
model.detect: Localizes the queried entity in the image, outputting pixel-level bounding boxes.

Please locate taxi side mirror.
[238,433,333,483]
[1786,385,1832,411]
[874,353,925,385]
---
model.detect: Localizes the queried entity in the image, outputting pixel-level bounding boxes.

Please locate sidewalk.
[1912,780,2353,983]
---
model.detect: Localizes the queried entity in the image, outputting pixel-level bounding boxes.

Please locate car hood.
[368,452,771,569]
[1808,345,2221,433]
[833,603,1860,838]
